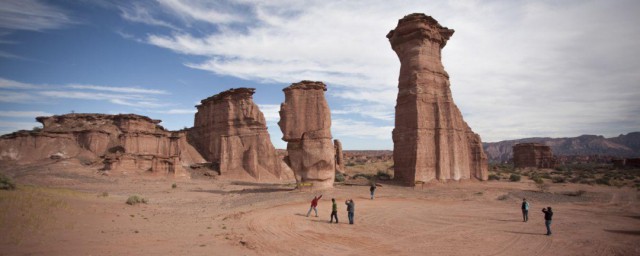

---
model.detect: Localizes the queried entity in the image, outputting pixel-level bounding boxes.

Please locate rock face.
[0,114,204,177]
[191,88,292,181]
[334,139,345,174]
[513,143,556,168]
[387,13,488,184]
[279,81,335,189]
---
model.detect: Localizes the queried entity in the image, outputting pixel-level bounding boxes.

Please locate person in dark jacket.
[370,183,377,200]
[329,198,339,223]
[345,199,355,224]
[542,207,553,235]
[521,198,529,222]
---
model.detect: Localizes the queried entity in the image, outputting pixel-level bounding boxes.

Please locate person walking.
[329,198,339,223]
[345,199,355,224]
[542,207,553,235]
[306,194,322,217]
[521,198,529,222]
[370,183,377,200]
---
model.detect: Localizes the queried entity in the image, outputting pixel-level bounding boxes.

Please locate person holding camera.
[542,207,553,235]
[345,199,355,224]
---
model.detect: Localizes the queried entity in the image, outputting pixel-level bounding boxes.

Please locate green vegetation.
[509,174,521,182]
[126,195,148,205]
[488,174,500,181]
[172,183,177,189]
[0,173,16,190]
[334,172,345,182]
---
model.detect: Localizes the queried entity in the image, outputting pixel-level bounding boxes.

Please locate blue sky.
[1,0,639,150]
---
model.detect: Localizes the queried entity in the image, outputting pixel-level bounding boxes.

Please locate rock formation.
[513,143,556,168]
[0,113,204,177]
[191,88,292,181]
[279,81,335,189]
[387,13,488,184]
[334,139,345,174]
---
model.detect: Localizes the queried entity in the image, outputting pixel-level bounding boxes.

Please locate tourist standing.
[521,198,529,222]
[345,199,355,224]
[370,183,377,200]
[542,207,553,235]
[306,194,322,217]
[329,198,339,223]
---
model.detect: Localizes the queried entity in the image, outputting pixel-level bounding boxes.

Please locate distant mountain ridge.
[482,132,640,163]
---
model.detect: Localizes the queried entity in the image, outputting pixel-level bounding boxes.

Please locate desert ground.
[1,159,639,256]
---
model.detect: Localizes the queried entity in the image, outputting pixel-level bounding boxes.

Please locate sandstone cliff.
[334,139,345,174]
[279,81,335,189]
[191,88,293,181]
[387,13,488,184]
[0,113,204,177]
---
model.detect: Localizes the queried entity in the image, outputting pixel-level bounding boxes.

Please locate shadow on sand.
[604,229,640,236]
[190,187,295,194]
[502,230,547,236]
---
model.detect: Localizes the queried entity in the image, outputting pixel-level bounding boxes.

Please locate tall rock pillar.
[191,88,292,181]
[279,81,335,189]
[387,13,488,185]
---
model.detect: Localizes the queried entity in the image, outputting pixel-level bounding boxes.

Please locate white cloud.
[332,119,393,141]
[156,0,245,25]
[257,104,280,122]
[0,91,38,103]
[159,108,197,114]
[119,3,180,30]
[0,111,52,117]
[0,78,42,89]
[0,0,73,31]
[67,84,169,94]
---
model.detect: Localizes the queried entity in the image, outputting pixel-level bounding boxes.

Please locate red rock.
[278,81,335,189]
[513,143,556,168]
[387,13,488,184]
[334,139,345,174]
[191,88,293,181]
[0,113,203,177]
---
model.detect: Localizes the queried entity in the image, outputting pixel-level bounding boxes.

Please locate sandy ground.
[1,161,639,255]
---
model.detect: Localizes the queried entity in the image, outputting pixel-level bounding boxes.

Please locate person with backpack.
[521,198,530,222]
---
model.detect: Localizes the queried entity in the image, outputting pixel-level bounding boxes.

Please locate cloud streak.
[0,0,73,31]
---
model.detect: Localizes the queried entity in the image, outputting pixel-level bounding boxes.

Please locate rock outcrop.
[387,13,488,184]
[513,143,556,168]
[0,114,204,177]
[279,81,335,189]
[191,88,293,181]
[334,139,345,174]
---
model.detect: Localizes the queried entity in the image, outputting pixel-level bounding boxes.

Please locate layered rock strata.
[513,143,556,168]
[387,13,488,184]
[334,139,345,174]
[191,88,292,181]
[279,81,335,189]
[0,114,203,177]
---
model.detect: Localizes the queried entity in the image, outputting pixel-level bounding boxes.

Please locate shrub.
[488,174,500,181]
[126,195,148,205]
[98,192,109,197]
[509,174,521,182]
[172,183,177,189]
[535,181,549,192]
[596,177,611,186]
[497,194,509,200]
[564,190,586,197]
[376,170,391,180]
[345,162,356,167]
[335,172,345,182]
[0,173,16,190]
[552,176,566,183]
[352,173,373,180]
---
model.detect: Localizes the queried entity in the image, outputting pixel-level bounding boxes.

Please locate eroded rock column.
[334,139,345,174]
[279,81,335,189]
[191,88,292,181]
[387,13,488,184]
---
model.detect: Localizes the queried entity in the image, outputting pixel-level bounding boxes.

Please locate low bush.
[509,174,521,182]
[172,183,177,189]
[564,190,586,197]
[595,177,611,186]
[0,173,16,190]
[488,174,500,181]
[352,173,373,180]
[335,172,345,182]
[497,194,509,200]
[552,176,566,183]
[126,195,148,205]
[376,170,392,180]
[98,191,109,197]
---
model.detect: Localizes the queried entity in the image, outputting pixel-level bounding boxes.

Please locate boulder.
[387,13,488,185]
[279,81,335,189]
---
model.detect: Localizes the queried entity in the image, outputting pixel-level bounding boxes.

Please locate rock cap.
[283,80,327,92]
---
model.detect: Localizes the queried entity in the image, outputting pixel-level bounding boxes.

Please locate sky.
[0,0,639,150]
